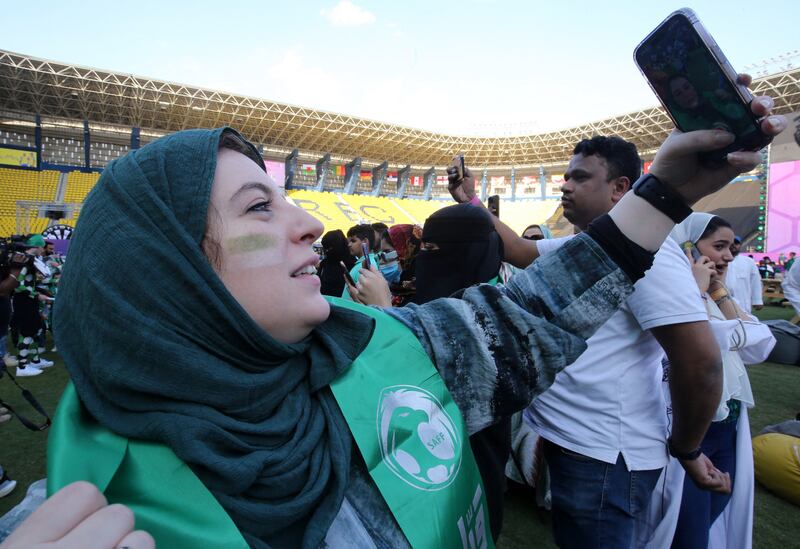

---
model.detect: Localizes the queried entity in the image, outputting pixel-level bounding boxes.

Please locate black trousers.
[11,293,42,366]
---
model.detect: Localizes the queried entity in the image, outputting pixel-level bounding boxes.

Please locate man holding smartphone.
[341,224,379,301]
[447,115,782,546]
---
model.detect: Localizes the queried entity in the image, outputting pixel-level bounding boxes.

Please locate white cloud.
[320,1,376,27]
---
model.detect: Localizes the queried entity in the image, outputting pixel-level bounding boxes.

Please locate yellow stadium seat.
[0,167,60,235]
[64,171,101,203]
[62,171,101,225]
[286,190,559,238]
[498,200,561,236]
[391,198,444,226]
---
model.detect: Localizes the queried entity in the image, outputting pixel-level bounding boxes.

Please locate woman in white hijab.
[638,212,775,549]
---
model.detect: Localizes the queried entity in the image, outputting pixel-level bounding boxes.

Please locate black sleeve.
[584,214,655,283]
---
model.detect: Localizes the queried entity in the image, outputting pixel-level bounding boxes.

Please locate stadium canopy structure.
[1,49,799,169]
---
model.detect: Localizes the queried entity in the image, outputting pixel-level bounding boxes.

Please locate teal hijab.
[53,128,374,548]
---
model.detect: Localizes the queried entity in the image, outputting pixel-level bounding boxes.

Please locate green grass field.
[1,307,798,547]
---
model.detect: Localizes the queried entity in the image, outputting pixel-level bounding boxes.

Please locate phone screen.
[635,13,766,152]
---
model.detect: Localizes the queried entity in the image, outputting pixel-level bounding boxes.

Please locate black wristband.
[632,173,692,224]
[667,437,702,461]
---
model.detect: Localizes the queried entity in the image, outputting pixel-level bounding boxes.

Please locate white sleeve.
[750,261,763,306]
[627,240,708,330]
[736,320,777,364]
[783,266,800,315]
[535,236,573,256]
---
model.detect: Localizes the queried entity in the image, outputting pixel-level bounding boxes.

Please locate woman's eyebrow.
[230,181,271,203]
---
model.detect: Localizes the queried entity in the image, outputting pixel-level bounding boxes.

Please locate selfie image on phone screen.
[635,11,764,150]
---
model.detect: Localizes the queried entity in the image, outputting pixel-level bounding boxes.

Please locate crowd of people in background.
[0,86,791,549]
[0,234,63,499]
[310,134,788,549]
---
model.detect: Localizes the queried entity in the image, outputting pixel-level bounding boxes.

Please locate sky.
[2,0,798,135]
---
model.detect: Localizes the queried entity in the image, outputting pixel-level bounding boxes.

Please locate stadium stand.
[1,50,797,249]
[338,194,413,226]
[64,171,100,204]
[692,179,761,240]
[41,135,84,167]
[286,188,560,237]
[499,200,561,236]
[0,167,59,234]
[0,129,34,149]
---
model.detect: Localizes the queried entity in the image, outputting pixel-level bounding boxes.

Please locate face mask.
[378,250,401,284]
[379,263,401,284]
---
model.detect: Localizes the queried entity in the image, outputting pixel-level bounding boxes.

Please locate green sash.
[329,297,493,549]
[48,383,249,548]
[48,299,492,548]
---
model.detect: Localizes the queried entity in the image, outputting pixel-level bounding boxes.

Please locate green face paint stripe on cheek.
[227,234,276,254]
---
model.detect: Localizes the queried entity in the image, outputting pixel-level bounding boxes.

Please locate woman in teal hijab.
[42,117,778,548]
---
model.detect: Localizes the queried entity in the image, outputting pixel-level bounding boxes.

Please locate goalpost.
[14,201,81,236]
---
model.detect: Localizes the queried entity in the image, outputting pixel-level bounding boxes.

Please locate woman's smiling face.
[696,225,735,278]
[205,148,328,343]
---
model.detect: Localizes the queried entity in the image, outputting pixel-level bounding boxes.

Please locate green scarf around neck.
[53,128,374,548]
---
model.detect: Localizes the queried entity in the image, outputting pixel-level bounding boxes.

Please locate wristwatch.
[632,173,692,223]
[667,437,702,461]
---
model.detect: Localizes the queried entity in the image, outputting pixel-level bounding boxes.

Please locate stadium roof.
[1,49,798,168]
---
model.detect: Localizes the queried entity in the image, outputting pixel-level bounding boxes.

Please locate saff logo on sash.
[377,385,463,491]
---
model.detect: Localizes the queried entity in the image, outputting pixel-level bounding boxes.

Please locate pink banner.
[766,160,800,254]
[264,160,286,188]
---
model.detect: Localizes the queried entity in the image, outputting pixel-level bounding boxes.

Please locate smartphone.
[361,242,372,269]
[680,241,702,261]
[634,9,772,162]
[487,195,500,218]
[341,261,356,286]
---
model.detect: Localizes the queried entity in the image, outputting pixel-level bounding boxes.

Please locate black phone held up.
[453,154,466,180]
[634,8,772,162]
[340,261,356,286]
[361,242,371,269]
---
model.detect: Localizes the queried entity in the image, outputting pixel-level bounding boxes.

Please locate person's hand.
[446,155,477,204]
[0,407,11,423]
[680,453,732,494]
[346,265,392,307]
[0,481,154,549]
[650,75,786,205]
[708,266,727,287]
[9,253,27,269]
[689,253,716,294]
[36,293,49,303]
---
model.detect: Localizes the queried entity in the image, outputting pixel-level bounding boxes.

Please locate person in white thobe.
[782,260,800,316]
[725,237,763,314]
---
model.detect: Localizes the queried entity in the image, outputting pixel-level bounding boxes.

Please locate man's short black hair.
[573,136,642,185]
[346,224,376,249]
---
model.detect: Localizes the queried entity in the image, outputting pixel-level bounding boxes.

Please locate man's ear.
[611,176,631,203]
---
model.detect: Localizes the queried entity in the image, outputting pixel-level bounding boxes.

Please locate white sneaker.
[3,354,18,367]
[0,478,17,498]
[16,365,43,377]
[50,346,57,352]
[32,358,54,369]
